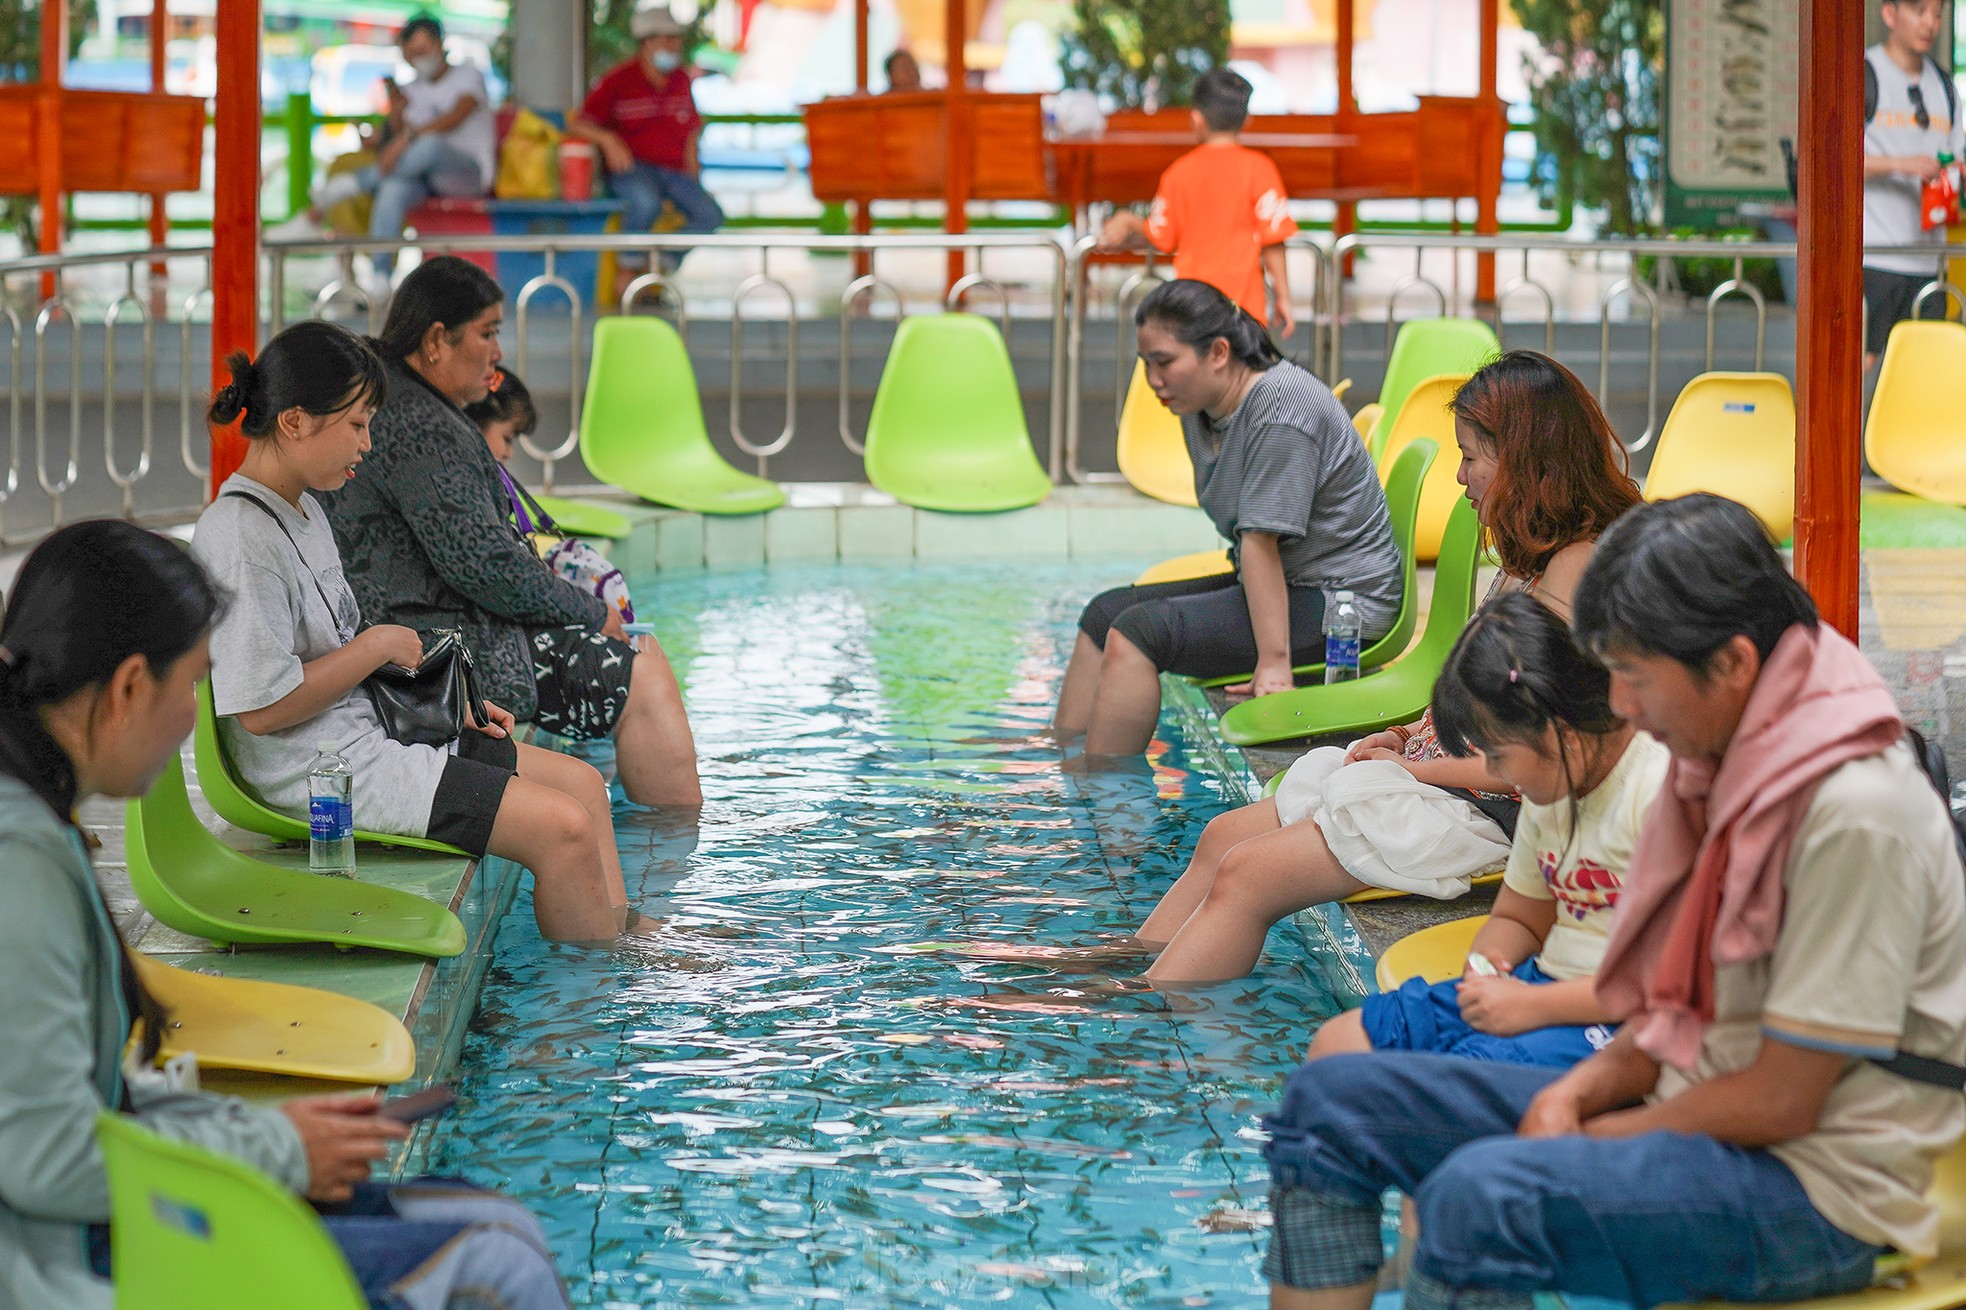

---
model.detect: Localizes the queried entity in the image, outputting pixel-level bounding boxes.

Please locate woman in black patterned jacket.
[321,256,701,806]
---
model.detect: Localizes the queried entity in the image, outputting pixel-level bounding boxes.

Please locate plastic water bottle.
[308,742,355,875]
[1323,590,1362,685]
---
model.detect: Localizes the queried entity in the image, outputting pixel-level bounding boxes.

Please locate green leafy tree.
[1059,0,1230,111]
[0,0,96,247]
[581,0,711,90]
[1511,0,1661,235]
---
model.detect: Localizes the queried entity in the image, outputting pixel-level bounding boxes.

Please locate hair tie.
[217,381,248,416]
[1507,668,1519,683]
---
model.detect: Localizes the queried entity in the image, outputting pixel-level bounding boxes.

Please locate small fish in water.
[1196,1207,1271,1233]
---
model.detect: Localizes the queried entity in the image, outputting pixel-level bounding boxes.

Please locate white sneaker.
[264,210,327,242]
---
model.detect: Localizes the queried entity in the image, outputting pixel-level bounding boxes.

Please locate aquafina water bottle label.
[1325,631,1360,671]
[310,793,353,843]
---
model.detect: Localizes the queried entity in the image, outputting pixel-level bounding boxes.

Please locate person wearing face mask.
[268,14,497,284]
[567,5,725,276]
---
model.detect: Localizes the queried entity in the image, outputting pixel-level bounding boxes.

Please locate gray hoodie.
[0,774,307,1308]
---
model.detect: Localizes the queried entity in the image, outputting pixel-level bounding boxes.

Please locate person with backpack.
[1260,494,1966,1310]
[1863,0,1964,370]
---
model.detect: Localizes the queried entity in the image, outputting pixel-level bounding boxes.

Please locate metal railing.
[1316,233,1966,459]
[0,244,214,545]
[265,229,1072,488]
[13,228,1966,549]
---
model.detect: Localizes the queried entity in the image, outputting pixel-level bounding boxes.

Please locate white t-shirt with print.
[402,61,497,188]
[1650,745,1966,1259]
[1502,731,1669,981]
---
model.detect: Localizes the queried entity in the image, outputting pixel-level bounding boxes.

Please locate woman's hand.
[281,1093,410,1204]
[1345,731,1405,763]
[473,700,516,739]
[1226,657,1295,698]
[359,624,424,672]
[1457,973,1545,1036]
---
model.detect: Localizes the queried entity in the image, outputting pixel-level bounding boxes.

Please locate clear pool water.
[427,562,1357,1308]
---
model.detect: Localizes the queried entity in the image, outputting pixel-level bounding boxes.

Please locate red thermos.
[558,141,596,201]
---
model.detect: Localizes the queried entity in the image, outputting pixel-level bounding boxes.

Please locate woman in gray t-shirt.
[1054,280,1402,760]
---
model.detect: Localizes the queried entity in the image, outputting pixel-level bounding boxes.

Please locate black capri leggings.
[1077,573,1327,680]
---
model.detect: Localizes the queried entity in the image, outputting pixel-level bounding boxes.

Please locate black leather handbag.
[365,628,488,748]
[224,491,488,748]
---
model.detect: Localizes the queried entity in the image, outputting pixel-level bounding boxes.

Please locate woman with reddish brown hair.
[960,352,1640,983]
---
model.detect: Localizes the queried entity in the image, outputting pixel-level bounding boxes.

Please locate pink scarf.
[1593,622,1903,1070]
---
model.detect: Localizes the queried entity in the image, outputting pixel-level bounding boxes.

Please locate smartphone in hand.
[378,1084,457,1124]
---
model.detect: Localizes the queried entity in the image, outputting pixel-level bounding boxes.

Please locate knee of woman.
[533,791,596,853]
[454,1226,568,1304]
[1208,843,1278,908]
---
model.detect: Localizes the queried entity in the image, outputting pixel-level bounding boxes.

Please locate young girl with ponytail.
[195,319,637,943]
[1055,278,1403,760]
[0,519,570,1309]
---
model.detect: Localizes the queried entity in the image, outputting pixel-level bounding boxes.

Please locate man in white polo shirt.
[1863,0,1965,370]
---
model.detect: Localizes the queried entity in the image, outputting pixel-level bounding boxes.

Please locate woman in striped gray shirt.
[1054,280,1403,761]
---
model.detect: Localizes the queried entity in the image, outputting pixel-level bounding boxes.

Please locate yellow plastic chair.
[1133,549,1233,586]
[1374,373,1469,562]
[1373,915,1489,992]
[132,953,415,1085]
[1866,320,1966,507]
[1351,404,1381,444]
[1116,359,1198,507]
[1645,373,1796,541]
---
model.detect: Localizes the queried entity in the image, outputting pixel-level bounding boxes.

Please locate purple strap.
[498,465,536,535]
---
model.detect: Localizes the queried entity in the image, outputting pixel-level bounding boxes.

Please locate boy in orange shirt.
[1101,67,1299,338]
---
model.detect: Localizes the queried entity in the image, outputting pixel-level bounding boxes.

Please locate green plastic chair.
[863,313,1054,513]
[1218,493,1483,747]
[127,752,466,955]
[1369,318,1501,461]
[193,681,466,855]
[1191,439,1437,689]
[97,1112,369,1310]
[530,493,632,540]
[579,316,787,516]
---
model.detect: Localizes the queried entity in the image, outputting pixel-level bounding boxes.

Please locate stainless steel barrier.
[266,230,1073,489]
[1314,233,1960,455]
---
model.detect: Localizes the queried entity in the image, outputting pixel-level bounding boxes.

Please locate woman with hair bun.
[194,319,640,943]
[1054,278,1403,761]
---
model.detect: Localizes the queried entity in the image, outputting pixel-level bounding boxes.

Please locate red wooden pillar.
[36,0,66,302]
[1334,0,1355,278]
[1474,0,1499,302]
[851,0,871,279]
[942,0,969,292]
[1792,0,1862,638]
[209,0,262,494]
[854,0,869,90]
[148,0,169,299]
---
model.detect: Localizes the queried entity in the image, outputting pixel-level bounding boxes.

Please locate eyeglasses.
[1910,84,1932,131]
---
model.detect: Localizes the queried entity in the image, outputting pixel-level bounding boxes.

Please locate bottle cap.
[1333,589,1354,601]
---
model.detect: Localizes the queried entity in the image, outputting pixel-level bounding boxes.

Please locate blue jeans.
[359,136,486,274]
[1262,1053,1884,1309]
[609,161,724,267]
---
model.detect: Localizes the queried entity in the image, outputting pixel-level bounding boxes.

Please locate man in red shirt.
[568,6,724,274]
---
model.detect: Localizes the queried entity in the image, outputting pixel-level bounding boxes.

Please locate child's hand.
[1345,730,1405,762]
[1456,973,1543,1036]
